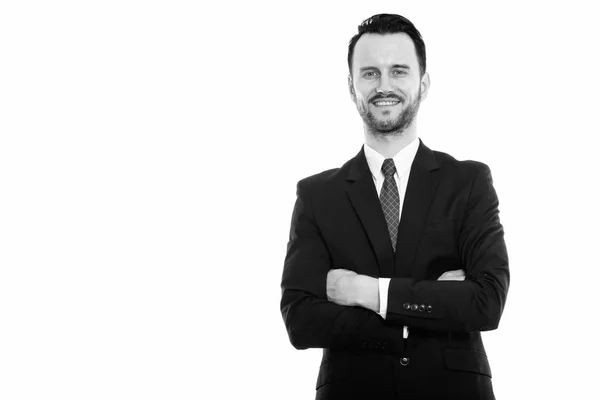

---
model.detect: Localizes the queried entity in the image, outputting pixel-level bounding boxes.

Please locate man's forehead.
[353,33,418,67]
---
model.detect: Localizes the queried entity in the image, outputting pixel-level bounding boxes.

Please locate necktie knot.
[382,159,397,178]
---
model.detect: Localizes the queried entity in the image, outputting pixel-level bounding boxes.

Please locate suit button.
[403,302,410,310]
[427,305,433,313]
[419,304,425,312]
[410,304,418,311]
[400,357,410,366]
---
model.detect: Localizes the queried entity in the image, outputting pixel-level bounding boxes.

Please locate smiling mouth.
[372,100,400,107]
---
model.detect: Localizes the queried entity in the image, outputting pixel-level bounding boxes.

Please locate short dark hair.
[348,14,426,77]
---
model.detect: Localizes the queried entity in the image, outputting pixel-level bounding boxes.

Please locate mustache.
[370,94,404,103]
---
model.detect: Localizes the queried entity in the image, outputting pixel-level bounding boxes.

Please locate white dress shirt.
[363,137,420,338]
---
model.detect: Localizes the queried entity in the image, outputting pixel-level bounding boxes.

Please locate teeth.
[374,101,398,106]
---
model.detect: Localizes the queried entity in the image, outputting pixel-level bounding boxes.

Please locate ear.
[419,72,431,101]
[348,75,356,103]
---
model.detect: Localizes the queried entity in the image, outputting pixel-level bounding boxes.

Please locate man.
[280,13,509,400]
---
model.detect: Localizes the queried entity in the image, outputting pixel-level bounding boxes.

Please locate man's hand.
[326,269,358,306]
[327,269,380,313]
[437,269,466,281]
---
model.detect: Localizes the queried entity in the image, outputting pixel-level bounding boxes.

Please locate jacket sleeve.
[385,163,510,333]
[280,180,401,352]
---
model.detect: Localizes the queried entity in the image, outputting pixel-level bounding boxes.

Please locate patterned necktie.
[380,158,400,251]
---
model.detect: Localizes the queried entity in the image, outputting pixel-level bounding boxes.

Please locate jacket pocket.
[443,347,492,378]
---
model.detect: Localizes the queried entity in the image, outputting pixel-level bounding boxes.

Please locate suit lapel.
[395,139,441,276]
[345,146,395,278]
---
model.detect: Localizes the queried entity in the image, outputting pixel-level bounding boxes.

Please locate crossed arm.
[326,165,508,333]
[326,268,466,314]
[281,163,509,350]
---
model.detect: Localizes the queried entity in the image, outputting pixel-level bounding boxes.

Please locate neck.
[364,124,418,158]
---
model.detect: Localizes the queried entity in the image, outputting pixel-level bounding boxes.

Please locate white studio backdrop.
[1,1,598,399]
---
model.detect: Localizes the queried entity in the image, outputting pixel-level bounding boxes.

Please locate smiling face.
[349,33,429,137]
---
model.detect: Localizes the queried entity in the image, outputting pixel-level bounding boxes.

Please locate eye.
[363,71,379,78]
[392,69,408,76]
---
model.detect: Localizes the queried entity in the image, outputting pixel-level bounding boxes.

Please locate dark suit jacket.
[280,140,509,400]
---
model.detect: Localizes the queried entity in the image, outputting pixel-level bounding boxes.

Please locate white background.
[1,1,599,399]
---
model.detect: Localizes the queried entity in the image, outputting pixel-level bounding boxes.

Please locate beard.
[357,90,422,137]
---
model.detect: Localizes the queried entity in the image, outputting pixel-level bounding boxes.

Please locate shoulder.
[432,148,491,177]
[295,150,359,193]
[296,167,342,195]
[428,148,495,194]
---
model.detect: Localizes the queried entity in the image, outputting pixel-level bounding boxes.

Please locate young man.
[280,14,509,400]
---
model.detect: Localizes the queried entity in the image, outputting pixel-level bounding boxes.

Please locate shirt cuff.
[378,278,391,319]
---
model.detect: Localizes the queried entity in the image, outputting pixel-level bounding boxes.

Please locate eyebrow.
[359,64,411,72]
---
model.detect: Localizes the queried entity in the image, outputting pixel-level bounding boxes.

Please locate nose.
[376,74,393,94]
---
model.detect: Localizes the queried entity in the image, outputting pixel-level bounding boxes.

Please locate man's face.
[349,33,429,136]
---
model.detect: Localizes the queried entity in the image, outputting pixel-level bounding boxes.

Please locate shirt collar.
[364,137,420,181]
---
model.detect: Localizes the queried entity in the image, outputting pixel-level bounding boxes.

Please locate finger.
[439,276,462,281]
[437,273,449,281]
[447,269,466,278]
[329,268,356,277]
[437,270,466,281]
